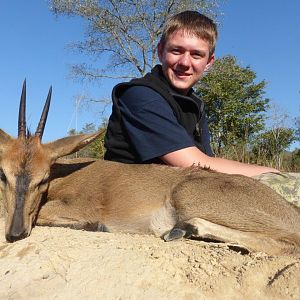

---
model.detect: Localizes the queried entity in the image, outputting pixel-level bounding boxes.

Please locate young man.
[104,10,278,177]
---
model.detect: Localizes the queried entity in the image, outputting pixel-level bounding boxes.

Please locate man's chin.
[171,84,190,95]
[166,74,193,93]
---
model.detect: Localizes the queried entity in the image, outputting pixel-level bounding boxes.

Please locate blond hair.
[160,11,218,57]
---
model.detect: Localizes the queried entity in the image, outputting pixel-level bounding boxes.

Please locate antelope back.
[0,82,101,242]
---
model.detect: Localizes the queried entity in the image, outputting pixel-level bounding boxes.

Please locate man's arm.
[161,146,279,177]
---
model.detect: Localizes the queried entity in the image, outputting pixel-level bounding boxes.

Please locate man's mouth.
[174,70,192,78]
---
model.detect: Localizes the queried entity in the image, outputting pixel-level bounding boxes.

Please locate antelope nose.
[6,230,28,242]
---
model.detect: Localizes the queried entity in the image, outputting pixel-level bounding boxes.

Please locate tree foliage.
[252,128,295,169]
[196,55,270,161]
[296,115,300,142]
[68,122,106,158]
[285,149,300,172]
[50,0,222,80]
[254,103,296,169]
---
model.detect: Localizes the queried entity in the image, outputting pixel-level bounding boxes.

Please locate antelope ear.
[0,129,13,144]
[45,131,103,161]
[0,129,13,156]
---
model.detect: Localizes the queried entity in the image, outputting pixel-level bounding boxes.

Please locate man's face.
[158,30,214,95]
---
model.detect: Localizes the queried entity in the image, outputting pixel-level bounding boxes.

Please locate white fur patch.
[150,201,177,237]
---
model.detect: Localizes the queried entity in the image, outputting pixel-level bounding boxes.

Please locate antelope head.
[0,81,100,242]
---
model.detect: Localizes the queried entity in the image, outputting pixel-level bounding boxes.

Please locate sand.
[0,218,299,300]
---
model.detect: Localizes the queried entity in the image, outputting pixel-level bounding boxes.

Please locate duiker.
[0,82,299,256]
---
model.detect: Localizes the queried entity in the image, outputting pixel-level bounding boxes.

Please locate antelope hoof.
[96,223,110,232]
[164,228,187,241]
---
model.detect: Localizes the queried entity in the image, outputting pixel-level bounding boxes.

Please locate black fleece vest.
[104,65,212,163]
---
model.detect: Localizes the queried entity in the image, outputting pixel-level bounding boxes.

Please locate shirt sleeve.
[118,86,195,162]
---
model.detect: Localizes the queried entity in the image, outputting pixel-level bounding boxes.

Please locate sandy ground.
[0,218,299,300]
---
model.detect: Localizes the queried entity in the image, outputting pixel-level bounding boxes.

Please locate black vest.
[104,65,213,163]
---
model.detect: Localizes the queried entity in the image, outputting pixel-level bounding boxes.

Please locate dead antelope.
[0,82,299,256]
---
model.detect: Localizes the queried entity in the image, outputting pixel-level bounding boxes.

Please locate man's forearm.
[161,146,279,177]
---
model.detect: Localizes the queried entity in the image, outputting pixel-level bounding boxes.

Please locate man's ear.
[157,42,163,62]
[205,53,215,71]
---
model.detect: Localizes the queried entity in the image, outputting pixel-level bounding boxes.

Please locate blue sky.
[1,0,300,147]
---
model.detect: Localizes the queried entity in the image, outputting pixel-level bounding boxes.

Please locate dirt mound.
[0,219,299,299]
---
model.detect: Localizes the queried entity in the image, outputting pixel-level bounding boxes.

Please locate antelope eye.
[0,169,7,184]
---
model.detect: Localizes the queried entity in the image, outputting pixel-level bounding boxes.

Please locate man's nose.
[178,53,191,67]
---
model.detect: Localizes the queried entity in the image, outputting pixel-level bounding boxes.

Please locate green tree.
[67,122,106,158]
[252,128,295,169]
[87,122,107,159]
[296,115,300,142]
[196,55,269,162]
[50,0,223,80]
[254,103,298,169]
[288,149,300,171]
[275,150,300,172]
[68,128,77,136]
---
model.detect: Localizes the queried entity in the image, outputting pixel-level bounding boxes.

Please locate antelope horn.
[18,80,27,139]
[35,86,52,139]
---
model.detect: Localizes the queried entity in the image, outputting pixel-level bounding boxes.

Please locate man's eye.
[192,53,204,59]
[192,54,201,59]
[0,169,7,184]
[171,49,181,54]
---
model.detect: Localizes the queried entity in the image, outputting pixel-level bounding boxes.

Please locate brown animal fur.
[0,85,299,256]
[35,159,300,256]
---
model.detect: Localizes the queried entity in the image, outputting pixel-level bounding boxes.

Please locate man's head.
[160,11,218,57]
[158,11,218,94]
